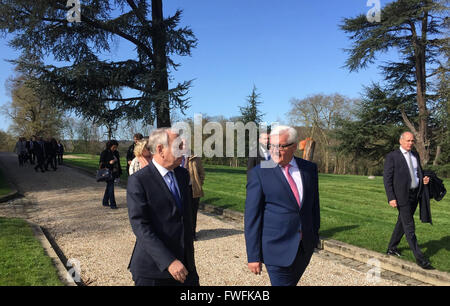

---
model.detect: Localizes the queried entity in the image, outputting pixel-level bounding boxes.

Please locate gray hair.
[400,131,414,140]
[148,128,170,154]
[270,125,298,144]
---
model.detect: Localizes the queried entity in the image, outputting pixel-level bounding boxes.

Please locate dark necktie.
[166,171,183,212]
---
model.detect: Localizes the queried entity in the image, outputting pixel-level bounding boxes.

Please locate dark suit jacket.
[244,157,320,267]
[247,146,270,181]
[127,162,197,279]
[383,149,424,207]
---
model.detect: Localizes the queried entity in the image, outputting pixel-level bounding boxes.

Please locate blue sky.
[0,0,390,132]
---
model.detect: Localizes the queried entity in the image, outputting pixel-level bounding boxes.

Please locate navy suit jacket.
[244,157,320,267]
[127,162,197,279]
[383,149,424,207]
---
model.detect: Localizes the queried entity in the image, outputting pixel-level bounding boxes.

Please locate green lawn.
[0,217,64,286]
[64,154,450,272]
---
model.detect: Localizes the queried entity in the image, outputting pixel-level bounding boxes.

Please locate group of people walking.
[14,136,64,172]
[123,127,436,287]
[12,127,437,287]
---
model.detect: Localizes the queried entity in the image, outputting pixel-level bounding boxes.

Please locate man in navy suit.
[127,128,199,286]
[245,125,320,286]
[384,131,432,269]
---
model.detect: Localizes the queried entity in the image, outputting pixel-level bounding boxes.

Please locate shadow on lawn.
[319,225,360,238]
[422,235,450,258]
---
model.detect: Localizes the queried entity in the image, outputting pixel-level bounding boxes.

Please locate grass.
[0,217,64,286]
[0,168,12,196]
[64,154,450,272]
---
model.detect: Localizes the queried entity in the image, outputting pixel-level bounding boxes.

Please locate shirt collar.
[399,146,410,154]
[278,157,298,169]
[152,159,171,178]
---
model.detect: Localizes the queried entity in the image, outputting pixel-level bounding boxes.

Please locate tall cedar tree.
[0,0,197,129]
[340,0,449,165]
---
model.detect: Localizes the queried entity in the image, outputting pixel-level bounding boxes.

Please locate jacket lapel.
[295,157,306,211]
[148,162,180,213]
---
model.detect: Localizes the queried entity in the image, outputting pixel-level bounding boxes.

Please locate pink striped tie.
[283,164,301,208]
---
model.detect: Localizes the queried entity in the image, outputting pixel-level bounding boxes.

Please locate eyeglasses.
[269,143,294,151]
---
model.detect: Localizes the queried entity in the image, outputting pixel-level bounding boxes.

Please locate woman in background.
[128,139,152,175]
[99,140,122,209]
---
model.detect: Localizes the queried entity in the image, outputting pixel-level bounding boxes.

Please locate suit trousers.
[265,241,313,286]
[388,188,425,261]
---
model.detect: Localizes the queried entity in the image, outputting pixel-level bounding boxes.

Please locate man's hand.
[389,199,397,208]
[248,262,262,275]
[168,259,188,283]
[423,176,430,185]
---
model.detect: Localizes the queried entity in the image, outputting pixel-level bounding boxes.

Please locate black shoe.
[110,205,118,209]
[386,248,402,257]
[417,259,433,270]
[102,203,109,207]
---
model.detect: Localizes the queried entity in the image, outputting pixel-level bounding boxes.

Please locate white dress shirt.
[399,146,419,188]
[152,159,181,197]
[279,158,303,204]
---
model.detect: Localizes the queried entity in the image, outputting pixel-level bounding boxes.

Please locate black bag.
[423,170,447,201]
[96,168,112,182]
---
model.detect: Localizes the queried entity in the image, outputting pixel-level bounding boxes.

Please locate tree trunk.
[152,0,171,128]
[433,145,441,166]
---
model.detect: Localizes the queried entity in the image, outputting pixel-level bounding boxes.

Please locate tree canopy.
[340,0,449,165]
[0,0,197,129]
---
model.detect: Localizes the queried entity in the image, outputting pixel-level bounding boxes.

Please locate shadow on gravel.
[196,228,243,241]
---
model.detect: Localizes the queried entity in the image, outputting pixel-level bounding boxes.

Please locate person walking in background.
[14,137,27,166]
[247,132,270,174]
[99,140,122,209]
[45,138,58,171]
[26,137,34,164]
[127,128,199,286]
[383,131,432,269]
[33,136,45,172]
[184,154,205,241]
[245,125,320,286]
[57,140,64,165]
[127,133,144,176]
[128,139,152,175]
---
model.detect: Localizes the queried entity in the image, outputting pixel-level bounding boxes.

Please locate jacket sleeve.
[383,153,396,202]
[126,175,176,272]
[244,167,265,263]
[197,158,205,185]
[312,163,320,243]
[99,150,107,169]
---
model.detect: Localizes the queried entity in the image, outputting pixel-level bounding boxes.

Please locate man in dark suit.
[247,132,270,173]
[245,125,320,286]
[127,128,199,286]
[383,131,432,269]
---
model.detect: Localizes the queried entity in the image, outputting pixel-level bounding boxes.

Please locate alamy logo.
[66,258,81,283]
[366,258,381,283]
[66,0,81,23]
[366,0,381,23]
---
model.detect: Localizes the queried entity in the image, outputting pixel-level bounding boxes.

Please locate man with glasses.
[244,125,320,286]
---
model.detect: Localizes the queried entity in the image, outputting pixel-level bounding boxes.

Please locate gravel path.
[0,152,406,286]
